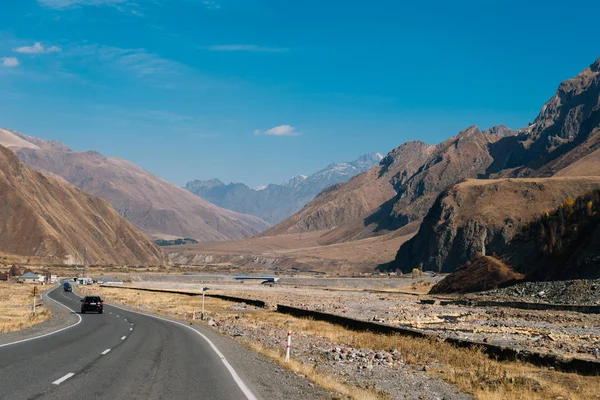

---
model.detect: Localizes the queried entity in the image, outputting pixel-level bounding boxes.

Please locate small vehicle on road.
[63,282,72,292]
[80,296,103,314]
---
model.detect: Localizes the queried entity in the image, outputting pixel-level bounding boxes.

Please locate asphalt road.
[0,286,254,400]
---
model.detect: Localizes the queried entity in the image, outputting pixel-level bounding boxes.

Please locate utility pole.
[75,250,78,277]
[83,246,87,281]
[32,286,38,315]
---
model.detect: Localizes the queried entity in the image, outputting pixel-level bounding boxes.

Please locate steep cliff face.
[393,177,600,273]
[388,125,516,227]
[0,145,168,266]
[488,57,600,177]
[393,58,600,277]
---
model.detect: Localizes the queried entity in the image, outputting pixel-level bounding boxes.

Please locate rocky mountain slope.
[393,177,600,273]
[0,144,167,266]
[391,57,600,274]
[429,187,600,294]
[185,153,383,224]
[265,125,516,240]
[0,129,270,241]
[262,142,432,238]
[488,57,600,178]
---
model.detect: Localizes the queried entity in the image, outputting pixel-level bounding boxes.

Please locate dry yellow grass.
[239,311,600,400]
[77,286,236,321]
[246,342,388,400]
[77,286,600,400]
[0,282,51,333]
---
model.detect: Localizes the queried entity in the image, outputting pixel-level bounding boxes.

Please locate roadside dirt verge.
[0,284,79,346]
[0,282,51,334]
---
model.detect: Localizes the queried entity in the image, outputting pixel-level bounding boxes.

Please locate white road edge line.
[107,303,258,400]
[121,336,126,340]
[0,287,83,348]
[101,349,111,355]
[52,373,75,385]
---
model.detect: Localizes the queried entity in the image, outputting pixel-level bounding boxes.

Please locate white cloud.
[2,57,20,68]
[71,45,173,76]
[14,42,62,54]
[202,0,220,10]
[37,0,126,8]
[207,44,288,53]
[255,125,300,137]
[68,44,192,89]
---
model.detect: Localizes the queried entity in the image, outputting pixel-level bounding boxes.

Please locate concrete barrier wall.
[206,294,266,308]
[424,299,600,314]
[276,304,600,376]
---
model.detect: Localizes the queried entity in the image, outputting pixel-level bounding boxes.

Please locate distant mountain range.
[0,129,270,241]
[185,152,383,224]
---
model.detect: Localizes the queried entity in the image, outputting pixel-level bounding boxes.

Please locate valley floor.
[80,273,600,400]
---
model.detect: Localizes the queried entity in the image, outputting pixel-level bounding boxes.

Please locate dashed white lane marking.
[130,323,133,326]
[107,304,257,400]
[52,373,75,385]
[109,312,113,314]
[116,315,120,318]
[101,349,111,355]
[121,336,126,340]
[129,328,133,331]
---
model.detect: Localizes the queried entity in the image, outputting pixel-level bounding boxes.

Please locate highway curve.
[0,286,254,400]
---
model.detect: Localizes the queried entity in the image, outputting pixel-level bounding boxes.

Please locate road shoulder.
[105,300,336,400]
[0,286,79,347]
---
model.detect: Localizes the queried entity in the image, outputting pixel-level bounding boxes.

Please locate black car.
[80,296,103,314]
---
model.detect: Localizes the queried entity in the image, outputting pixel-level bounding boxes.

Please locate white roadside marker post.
[285,330,292,362]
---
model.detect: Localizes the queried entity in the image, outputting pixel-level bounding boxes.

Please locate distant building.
[19,272,40,283]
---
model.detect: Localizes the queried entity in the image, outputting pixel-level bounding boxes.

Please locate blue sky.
[0,0,598,187]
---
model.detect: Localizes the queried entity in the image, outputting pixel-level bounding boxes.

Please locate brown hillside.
[262,141,432,237]
[0,129,270,241]
[388,125,515,227]
[0,145,167,266]
[429,256,524,294]
[393,176,600,273]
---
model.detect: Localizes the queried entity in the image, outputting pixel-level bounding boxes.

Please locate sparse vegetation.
[154,238,199,246]
[521,190,600,255]
[236,311,600,400]
[0,282,51,333]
